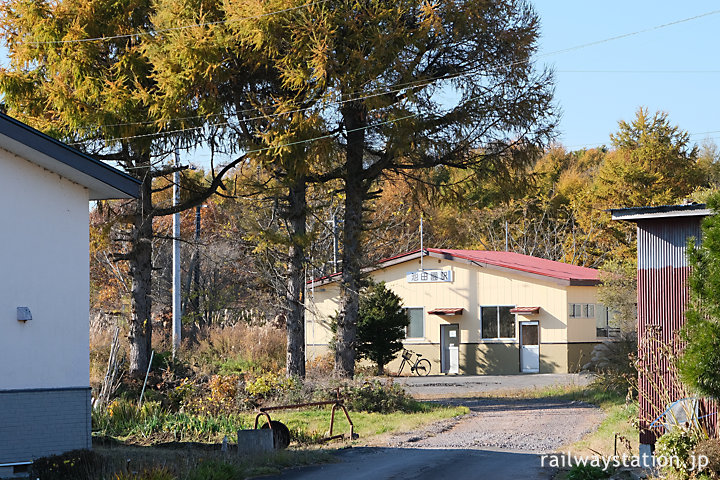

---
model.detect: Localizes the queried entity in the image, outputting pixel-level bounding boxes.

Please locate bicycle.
[396,349,431,376]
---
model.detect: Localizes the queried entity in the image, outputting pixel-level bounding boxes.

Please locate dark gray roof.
[0,113,140,200]
[611,203,712,222]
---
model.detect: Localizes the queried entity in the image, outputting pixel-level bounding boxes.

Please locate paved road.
[266,447,553,479]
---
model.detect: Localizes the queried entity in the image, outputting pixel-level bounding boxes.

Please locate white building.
[0,113,139,475]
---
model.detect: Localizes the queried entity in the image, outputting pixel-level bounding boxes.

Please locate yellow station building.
[305,248,610,375]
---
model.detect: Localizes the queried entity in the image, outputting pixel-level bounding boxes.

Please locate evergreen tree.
[357,282,409,376]
[678,193,720,398]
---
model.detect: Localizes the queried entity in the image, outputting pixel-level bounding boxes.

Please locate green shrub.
[567,463,611,480]
[342,379,420,413]
[186,460,240,480]
[356,282,409,375]
[655,428,701,479]
[245,372,298,400]
[92,399,250,442]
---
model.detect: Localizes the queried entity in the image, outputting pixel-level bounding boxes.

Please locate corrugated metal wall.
[636,217,716,444]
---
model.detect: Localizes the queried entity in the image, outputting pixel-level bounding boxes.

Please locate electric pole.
[172,149,182,360]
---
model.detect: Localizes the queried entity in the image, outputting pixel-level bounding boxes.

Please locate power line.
[541,9,720,58]
[62,7,720,134]
[558,70,720,74]
[14,6,720,153]
[23,0,329,45]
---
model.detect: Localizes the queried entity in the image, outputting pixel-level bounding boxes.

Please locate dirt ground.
[381,396,604,452]
[262,395,605,479]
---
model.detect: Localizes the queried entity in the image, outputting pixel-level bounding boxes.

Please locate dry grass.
[187,323,286,375]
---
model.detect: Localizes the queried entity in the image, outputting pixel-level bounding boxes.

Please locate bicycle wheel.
[414,358,431,376]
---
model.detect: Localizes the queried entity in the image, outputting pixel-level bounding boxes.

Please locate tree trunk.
[285,175,307,378]
[335,102,367,378]
[128,171,154,377]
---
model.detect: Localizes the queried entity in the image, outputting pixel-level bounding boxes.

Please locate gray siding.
[637,217,702,269]
[0,387,91,464]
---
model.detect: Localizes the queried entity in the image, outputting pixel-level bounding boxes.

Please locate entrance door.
[520,322,539,373]
[440,324,460,374]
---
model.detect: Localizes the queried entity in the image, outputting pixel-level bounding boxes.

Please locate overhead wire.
[7,6,719,154]
[58,6,720,138]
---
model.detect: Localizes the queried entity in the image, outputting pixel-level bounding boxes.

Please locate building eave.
[0,113,140,200]
[611,204,711,222]
[306,248,600,288]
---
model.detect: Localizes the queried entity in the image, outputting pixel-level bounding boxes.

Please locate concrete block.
[237,429,274,455]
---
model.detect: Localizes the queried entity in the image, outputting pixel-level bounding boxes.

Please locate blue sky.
[534,2,720,150]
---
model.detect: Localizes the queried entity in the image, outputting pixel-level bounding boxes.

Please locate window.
[481,306,515,339]
[405,307,424,339]
[569,303,595,318]
[596,304,620,338]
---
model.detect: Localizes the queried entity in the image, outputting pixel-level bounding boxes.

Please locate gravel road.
[263,396,604,479]
[384,397,603,452]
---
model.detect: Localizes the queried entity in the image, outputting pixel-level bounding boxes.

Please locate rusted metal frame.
[326,402,355,441]
[254,411,274,430]
[259,400,339,412]
[254,400,356,442]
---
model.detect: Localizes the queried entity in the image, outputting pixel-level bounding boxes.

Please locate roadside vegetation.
[79,318,467,479]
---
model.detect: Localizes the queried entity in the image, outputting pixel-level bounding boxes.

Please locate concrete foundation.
[237,429,274,455]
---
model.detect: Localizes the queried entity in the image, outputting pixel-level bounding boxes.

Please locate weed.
[30,450,100,480]
[113,467,176,480]
[342,379,422,413]
[186,460,240,480]
[566,463,611,480]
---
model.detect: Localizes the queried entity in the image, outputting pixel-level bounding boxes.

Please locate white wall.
[0,148,90,390]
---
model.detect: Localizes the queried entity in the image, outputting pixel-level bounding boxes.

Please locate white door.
[520,322,539,373]
[440,324,460,374]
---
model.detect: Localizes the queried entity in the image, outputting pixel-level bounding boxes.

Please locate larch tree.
[595,108,702,208]
[145,0,339,378]
[238,0,556,377]
[0,0,246,377]
[142,0,556,378]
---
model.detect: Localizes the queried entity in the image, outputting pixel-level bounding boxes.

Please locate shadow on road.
[258,446,555,479]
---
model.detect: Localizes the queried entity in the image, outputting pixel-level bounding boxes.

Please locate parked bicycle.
[396,349,431,376]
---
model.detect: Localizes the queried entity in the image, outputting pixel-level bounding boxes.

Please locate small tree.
[357,282,409,376]
[678,193,720,397]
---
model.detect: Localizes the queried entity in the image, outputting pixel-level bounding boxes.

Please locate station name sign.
[406,269,453,283]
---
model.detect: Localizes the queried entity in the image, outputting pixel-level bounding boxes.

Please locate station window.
[405,307,425,339]
[569,303,595,318]
[481,306,515,339]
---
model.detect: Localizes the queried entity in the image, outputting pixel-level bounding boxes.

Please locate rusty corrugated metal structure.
[612,204,715,446]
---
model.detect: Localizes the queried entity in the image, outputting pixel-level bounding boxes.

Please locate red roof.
[308,248,599,286]
[425,248,599,283]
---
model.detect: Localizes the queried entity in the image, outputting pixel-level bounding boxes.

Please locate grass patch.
[267,403,469,442]
[35,446,335,479]
[93,398,467,446]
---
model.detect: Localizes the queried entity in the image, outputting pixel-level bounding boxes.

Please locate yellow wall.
[304,255,601,373]
[566,286,600,343]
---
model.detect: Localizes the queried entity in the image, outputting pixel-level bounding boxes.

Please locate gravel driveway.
[263,394,604,479]
[385,396,603,452]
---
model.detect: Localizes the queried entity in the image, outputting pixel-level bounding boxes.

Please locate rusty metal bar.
[254,411,273,430]
[254,400,357,442]
[259,400,339,412]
